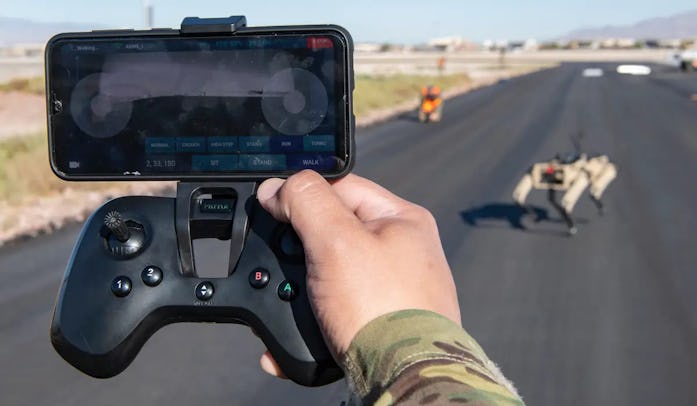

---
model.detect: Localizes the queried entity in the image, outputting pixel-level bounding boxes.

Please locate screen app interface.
[51,35,346,175]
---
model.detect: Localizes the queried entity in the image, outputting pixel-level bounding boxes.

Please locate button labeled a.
[277,280,298,301]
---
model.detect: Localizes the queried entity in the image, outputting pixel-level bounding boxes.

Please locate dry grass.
[0,132,172,241]
[353,73,471,118]
[0,76,45,95]
[0,132,116,203]
[0,74,473,117]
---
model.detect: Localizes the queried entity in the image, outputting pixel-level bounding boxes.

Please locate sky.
[2,0,696,43]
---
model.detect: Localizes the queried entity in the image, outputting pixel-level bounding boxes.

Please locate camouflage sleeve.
[340,310,524,405]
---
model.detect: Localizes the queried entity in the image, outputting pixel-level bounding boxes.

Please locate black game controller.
[50,182,343,386]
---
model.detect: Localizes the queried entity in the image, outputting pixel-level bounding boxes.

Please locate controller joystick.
[103,211,145,258]
[104,211,130,242]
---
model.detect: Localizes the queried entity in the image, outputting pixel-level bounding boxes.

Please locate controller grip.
[51,306,342,386]
[248,314,343,386]
[50,308,171,379]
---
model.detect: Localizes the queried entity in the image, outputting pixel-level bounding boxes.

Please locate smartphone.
[45,25,354,180]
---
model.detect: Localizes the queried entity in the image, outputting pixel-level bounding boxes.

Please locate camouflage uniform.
[340,310,524,405]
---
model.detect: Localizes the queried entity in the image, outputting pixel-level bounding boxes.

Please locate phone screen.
[47,32,352,179]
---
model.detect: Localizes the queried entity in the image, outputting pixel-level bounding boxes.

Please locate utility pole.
[144,0,154,29]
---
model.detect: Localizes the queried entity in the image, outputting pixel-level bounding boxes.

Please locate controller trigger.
[275,225,305,263]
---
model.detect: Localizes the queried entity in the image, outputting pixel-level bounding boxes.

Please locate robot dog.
[513,153,617,235]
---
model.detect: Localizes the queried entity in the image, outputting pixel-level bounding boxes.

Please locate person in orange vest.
[437,56,446,74]
[418,85,443,123]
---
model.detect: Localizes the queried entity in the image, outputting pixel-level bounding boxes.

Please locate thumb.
[259,351,287,379]
[257,170,364,253]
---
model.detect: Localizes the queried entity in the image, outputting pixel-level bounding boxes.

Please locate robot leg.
[560,175,590,235]
[512,174,533,206]
[548,189,576,235]
[561,174,590,214]
[512,174,538,221]
[590,195,604,215]
[589,163,617,214]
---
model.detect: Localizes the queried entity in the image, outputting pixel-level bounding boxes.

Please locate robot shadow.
[459,203,587,237]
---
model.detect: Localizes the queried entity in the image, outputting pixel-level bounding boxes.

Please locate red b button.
[248,268,270,289]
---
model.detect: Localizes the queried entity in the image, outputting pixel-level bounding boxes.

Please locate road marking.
[582,68,603,78]
[616,65,651,75]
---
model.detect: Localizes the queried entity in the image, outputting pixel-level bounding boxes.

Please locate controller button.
[195,281,215,301]
[277,227,304,261]
[249,268,270,289]
[277,280,298,301]
[141,266,163,287]
[111,276,132,297]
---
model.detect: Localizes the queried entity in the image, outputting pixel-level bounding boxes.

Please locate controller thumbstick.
[103,211,146,258]
[105,211,131,242]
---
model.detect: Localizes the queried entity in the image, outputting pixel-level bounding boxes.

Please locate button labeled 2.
[141,266,163,286]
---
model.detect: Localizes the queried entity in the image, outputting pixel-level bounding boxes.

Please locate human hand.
[255,171,461,378]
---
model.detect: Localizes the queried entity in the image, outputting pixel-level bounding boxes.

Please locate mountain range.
[1,9,697,46]
[562,9,697,40]
[0,17,103,46]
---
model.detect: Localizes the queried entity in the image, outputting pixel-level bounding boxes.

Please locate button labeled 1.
[111,276,132,297]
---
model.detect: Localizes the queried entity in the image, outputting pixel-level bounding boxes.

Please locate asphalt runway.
[1,63,696,405]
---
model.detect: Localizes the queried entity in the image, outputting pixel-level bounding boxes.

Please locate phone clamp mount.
[180,15,247,34]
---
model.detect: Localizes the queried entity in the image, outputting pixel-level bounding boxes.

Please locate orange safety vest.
[421,98,441,113]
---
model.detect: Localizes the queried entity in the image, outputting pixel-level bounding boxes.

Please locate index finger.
[257,170,365,251]
[329,174,413,223]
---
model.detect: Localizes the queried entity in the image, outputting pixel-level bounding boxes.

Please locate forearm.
[340,310,524,405]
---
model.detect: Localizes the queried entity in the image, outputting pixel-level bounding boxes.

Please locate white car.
[676,49,697,72]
